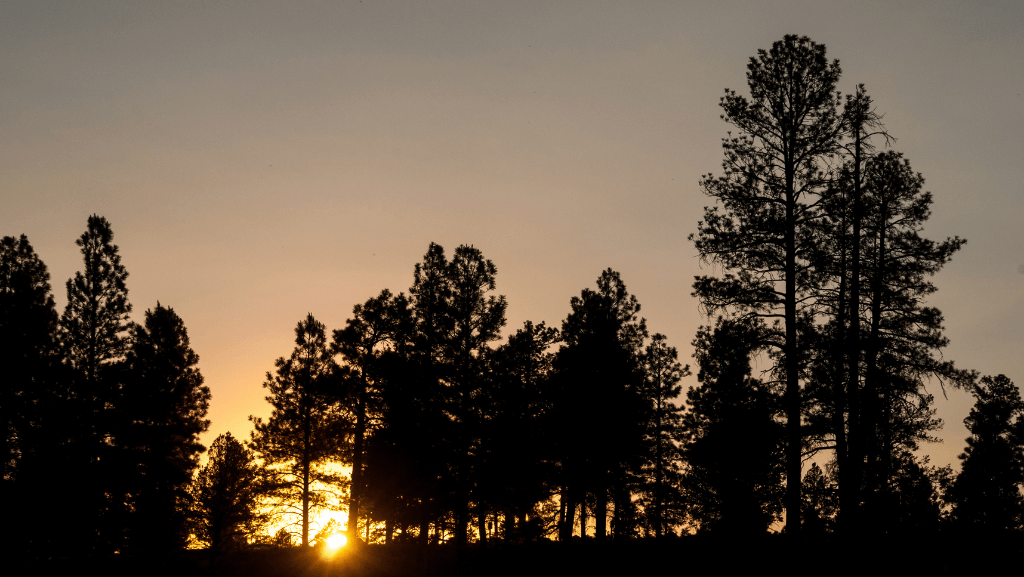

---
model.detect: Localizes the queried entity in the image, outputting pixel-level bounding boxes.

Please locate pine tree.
[332,289,413,544]
[857,151,968,515]
[249,314,349,547]
[640,333,688,537]
[59,214,134,553]
[0,235,61,558]
[191,432,266,556]
[406,243,507,546]
[121,302,211,551]
[0,235,58,484]
[803,85,889,530]
[483,320,559,541]
[947,374,1024,533]
[553,269,648,541]
[61,215,132,385]
[446,245,507,546]
[800,463,837,535]
[809,151,969,532]
[691,36,845,535]
[681,317,785,535]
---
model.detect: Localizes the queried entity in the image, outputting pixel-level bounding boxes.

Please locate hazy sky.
[2,0,1022,471]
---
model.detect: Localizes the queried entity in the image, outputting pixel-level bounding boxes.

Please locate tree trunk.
[578,500,587,538]
[455,498,468,547]
[655,395,664,538]
[831,247,852,533]
[348,366,367,544]
[863,207,886,523]
[302,409,311,547]
[784,154,802,539]
[477,510,487,549]
[559,484,575,542]
[594,483,607,541]
[845,106,864,534]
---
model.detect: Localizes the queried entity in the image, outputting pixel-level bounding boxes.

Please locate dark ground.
[19,534,1022,576]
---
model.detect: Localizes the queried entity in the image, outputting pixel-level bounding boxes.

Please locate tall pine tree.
[691,36,845,535]
[121,303,211,552]
[0,235,58,485]
[250,314,349,547]
[59,214,134,553]
[640,333,688,538]
[0,235,62,558]
[332,289,413,544]
[553,269,648,541]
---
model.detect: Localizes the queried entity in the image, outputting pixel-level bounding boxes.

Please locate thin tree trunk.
[655,393,664,539]
[594,482,607,541]
[863,209,886,523]
[832,244,851,533]
[560,484,575,542]
[348,364,367,544]
[302,408,311,547]
[784,154,802,539]
[579,500,587,538]
[846,105,864,534]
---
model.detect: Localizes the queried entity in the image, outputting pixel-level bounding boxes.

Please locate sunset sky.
[2,0,1022,473]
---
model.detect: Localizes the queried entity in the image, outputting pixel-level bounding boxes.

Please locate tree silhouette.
[691,35,845,535]
[800,463,837,535]
[872,451,944,534]
[681,317,784,535]
[639,333,688,538]
[447,245,508,546]
[360,347,444,544]
[403,242,458,543]
[61,215,132,385]
[857,152,968,515]
[120,302,211,552]
[0,235,62,557]
[553,269,648,541]
[481,320,559,542]
[947,374,1024,533]
[249,314,349,547]
[332,289,413,544]
[190,432,266,557]
[0,235,58,485]
[803,85,889,531]
[58,215,134,553]
[407,243,507,546]
[807,150,969,533]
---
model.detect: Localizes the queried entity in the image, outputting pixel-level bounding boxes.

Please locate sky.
[2,0,1022,474]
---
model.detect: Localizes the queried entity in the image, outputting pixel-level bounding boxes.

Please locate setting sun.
[326,533,347,550]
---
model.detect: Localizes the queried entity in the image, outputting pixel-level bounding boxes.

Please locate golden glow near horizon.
[257,507,349,547]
